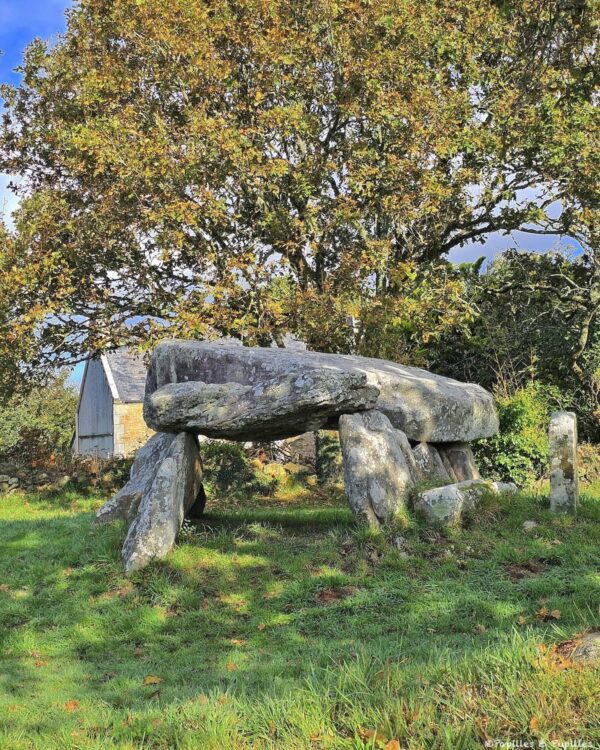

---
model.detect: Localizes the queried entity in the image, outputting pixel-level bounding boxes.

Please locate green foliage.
[474,383,562,486]
[432,249,600,442]
[0,371,78,463]
[200,441,281,497]
[1,485,600,747]
[315,430,343,486]
[0,0,598,384]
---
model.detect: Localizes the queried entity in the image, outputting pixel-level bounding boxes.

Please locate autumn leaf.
[316,586,358,604]
[143,675,162,685]
[529,716,539,733]
[357,727,387,745]
[536,607,561,622]
[517,616,527,626]
[385,741,401,750]
[258,623,266,631]
[64,700,80,713]
[226,661,237,672]
[34,660,47,667]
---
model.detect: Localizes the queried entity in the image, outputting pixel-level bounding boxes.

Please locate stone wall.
[113,402,155,457]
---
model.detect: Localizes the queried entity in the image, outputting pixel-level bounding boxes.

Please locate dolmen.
[97,340,503,573]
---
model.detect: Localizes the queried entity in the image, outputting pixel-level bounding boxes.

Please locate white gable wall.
[76,359,114,456]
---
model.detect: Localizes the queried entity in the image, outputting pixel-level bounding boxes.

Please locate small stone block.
[548,411,578,514]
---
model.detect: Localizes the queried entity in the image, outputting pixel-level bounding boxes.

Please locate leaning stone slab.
[412,443,451,483]
[549,411,578,514]
[144,370,379,441]
[413,479,511,526]
[339,410,415,526]
[437,443,481,482]
[121,432,203,574]
[145,340,499,443]
[96,433,177,524]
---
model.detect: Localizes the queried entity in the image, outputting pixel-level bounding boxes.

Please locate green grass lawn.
[1,482,599,749]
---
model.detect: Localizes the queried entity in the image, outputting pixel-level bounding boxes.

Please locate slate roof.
[103,347,148,403]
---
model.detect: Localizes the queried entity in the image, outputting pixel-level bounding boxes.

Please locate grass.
[0,482,599,749]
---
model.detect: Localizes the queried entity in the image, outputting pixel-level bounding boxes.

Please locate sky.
[0,1,580,386]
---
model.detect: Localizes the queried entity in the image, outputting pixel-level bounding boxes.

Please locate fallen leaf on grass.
[517,616,527,626]
[0,584,10,593]
[34,660,47,667]
[316,586,358,604]
[143,675,162,685]
[226,661,237,671]
[64,700,80,713]
[258,623,266,631]
[529,716,539,732]
[385,741,401,750]
[358,728,384,743]
[536,607,561,621]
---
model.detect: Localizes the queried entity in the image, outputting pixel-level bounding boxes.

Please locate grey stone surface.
[549,411,578,514]
[571,632,600,664]
[144,371,379,441]
[122,432,203,574]
[437,443,481,482]
[145,340,499,443]
[412,443,451,483]
[338,410,415,525]
[413,479,502,526]
[96,433,177,524]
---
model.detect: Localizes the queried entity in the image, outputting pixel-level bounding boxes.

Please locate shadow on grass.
[1,488,599,731]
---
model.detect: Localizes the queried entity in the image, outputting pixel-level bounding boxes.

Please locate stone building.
[74,348,154,457]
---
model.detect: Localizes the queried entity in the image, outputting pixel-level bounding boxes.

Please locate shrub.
[0,372,78,464]
[200,441,278,496]
[473,382,562,486]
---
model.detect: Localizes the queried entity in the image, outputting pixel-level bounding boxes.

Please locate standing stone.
[549,411,578,514]
[339,410,415,526]
[437,443,481,482]
[96,433,178,524]
[121,432,204,574]
[412,443,451,484]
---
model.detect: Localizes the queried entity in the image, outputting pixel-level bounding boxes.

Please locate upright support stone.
[339,410,415,526]
[437,443,481,482]
[96,433,178,524]
[549,411,578,514]
[121,432,204,573]
[412,443,451,484]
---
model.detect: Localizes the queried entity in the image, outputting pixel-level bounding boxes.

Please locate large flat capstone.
[145,340,498,443]
[145,371,379,441]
